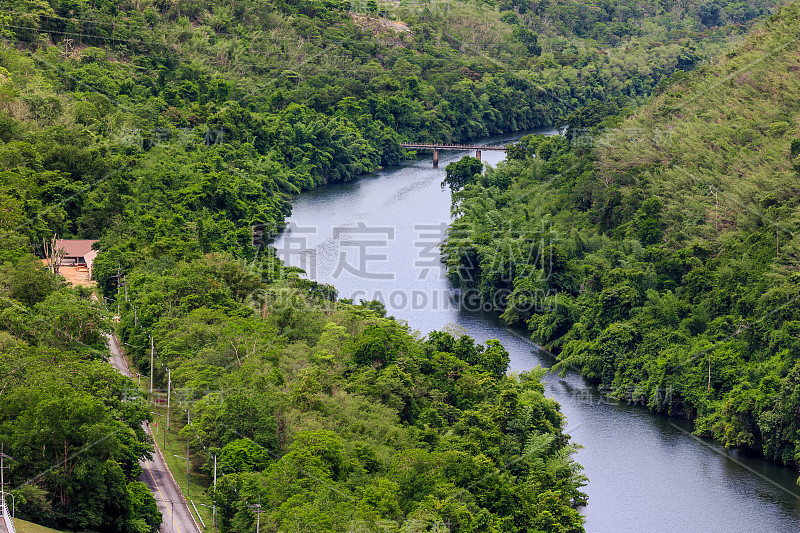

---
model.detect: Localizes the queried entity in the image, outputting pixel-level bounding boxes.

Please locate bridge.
[0,443,16,533]
[1,445,14,533]
[400,143,507,167]
[0,491,13,533]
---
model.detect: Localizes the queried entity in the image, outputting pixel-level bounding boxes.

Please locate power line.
[0,6,740,48]
[0,4,738,72]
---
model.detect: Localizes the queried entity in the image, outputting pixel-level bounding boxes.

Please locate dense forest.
[0,277,160,533]
[0,0,788,531]
[443,1,800,480]
[117,258,589,531]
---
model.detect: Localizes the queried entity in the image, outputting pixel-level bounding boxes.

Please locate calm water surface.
[274,129,800,532]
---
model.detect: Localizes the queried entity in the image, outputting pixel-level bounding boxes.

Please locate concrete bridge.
[400,143,507,167]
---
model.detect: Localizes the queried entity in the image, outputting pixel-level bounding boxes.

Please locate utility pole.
[150,335,154,395]
[247,497,262,533]
[1,443,5,497]
[116,265,121,317]
[213,454,217,533]
[1,443,12,515]
[165,369,170,451]
[186,408,190,497]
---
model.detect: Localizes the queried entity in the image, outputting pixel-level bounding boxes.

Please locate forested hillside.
[118,259,589,531]
[443,1,800,479]
[0,0,775,283]
[0,0,787,531]
[0,263,160,532]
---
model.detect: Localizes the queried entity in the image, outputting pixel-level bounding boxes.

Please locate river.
[273,129,800,532]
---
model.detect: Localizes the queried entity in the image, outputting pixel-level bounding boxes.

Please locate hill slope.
[0,0,789,531]
[443,1,800,474]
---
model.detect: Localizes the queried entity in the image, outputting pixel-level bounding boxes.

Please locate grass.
[13,519,70,533]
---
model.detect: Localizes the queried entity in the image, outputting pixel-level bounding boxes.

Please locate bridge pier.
[433,148,439,168]
[475,150,481,161]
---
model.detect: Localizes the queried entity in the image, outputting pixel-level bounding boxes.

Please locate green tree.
[8,256,60,307]
[442,156,483,193]
[127,482,162,533]
[512,25,542,56]
[219,439,272,473]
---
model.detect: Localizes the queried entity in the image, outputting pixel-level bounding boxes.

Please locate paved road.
[139,437,203,533]
[108,333,133,378]
[107,334,203,533]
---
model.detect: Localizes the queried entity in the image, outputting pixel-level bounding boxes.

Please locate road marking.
[145,459,184,533]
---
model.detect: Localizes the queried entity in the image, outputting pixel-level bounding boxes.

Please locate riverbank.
[274,132,800,532]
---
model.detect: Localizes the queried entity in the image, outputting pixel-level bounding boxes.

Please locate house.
[56,239,99,277]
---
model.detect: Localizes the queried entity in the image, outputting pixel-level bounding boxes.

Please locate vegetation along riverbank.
[0,0,791,531]
[443,1,800,487]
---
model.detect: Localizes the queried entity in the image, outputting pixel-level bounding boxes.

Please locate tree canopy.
[442,1,800,486]
[0,0,788,530]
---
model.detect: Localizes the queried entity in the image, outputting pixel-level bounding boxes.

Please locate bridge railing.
[400,143,506,150]
[0,491,15,533]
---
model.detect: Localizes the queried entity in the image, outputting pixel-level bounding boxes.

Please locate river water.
[274,129,800,532]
